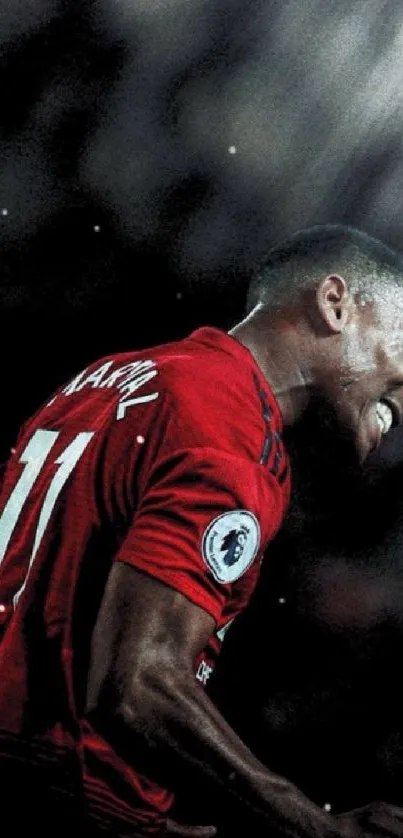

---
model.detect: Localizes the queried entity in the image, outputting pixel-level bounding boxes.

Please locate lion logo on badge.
[220,526,249,567]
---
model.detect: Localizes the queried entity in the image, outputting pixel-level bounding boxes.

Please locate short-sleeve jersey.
[0,327,290,836]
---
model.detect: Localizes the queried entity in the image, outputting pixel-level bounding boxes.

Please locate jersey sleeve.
[113,371,284,625]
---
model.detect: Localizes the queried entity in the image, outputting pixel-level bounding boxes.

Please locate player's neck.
[229,309,315,428]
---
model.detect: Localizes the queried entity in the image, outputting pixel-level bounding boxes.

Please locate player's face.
[326,284,403,463]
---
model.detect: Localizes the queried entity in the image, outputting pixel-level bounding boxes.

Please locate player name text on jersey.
[51,359,160,420]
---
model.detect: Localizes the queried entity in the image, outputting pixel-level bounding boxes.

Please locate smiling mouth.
[375,400,394,435]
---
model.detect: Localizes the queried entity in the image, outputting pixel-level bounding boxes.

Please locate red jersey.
[0,327,290,836]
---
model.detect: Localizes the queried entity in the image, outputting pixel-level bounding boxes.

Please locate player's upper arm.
[86,561,216,724]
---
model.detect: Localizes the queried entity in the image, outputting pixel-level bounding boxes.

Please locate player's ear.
[316,274,351,333]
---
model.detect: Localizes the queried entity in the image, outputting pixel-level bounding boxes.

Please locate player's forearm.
[87,668,340,838]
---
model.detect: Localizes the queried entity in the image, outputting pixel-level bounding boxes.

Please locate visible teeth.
[376,401,393,435]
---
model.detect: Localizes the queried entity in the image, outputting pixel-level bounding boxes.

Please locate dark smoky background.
[3,0,403,814]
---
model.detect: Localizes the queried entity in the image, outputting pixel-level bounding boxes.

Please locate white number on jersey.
[0,428,94,606]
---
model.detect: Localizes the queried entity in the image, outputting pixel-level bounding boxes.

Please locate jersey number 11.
[0,428,94,606]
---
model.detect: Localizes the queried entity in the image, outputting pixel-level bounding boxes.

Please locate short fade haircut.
[247,224,403,311]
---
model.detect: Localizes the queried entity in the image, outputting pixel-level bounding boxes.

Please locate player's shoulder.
[155,327,260,403]
[152,328,284,461]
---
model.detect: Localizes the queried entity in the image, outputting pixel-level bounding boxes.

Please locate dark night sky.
[3,0,403,455]
[4,0,403,814]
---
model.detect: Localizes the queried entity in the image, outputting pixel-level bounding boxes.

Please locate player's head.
[245,224,403,462]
